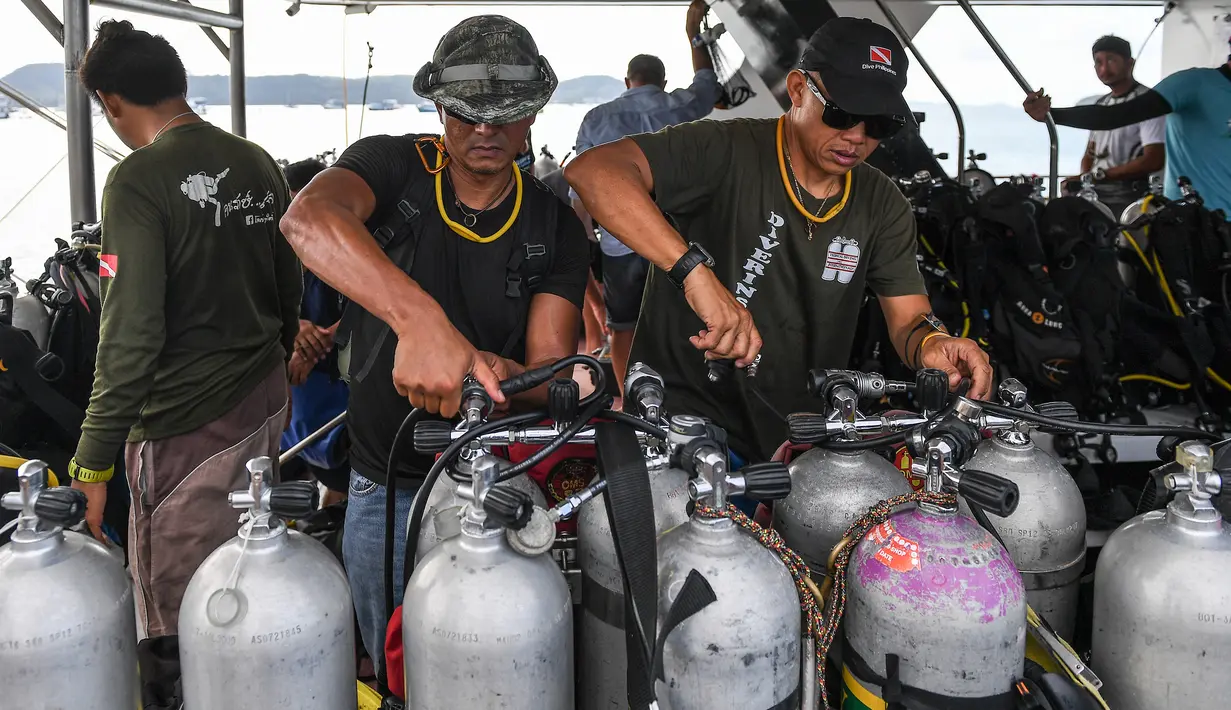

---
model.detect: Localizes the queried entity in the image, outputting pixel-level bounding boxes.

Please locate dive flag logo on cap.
[99,254,118,278]
[869,46,893,65]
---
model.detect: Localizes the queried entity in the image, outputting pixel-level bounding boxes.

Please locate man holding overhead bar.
[566,17,992,464]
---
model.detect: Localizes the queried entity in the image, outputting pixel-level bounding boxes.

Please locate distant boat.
[416,101,435,113]
[0,105,8,120]
[188,97,208,114]
[323,99,344,109]
[367,98,400,111]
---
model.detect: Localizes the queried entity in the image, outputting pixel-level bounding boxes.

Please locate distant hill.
[0,63,624,108]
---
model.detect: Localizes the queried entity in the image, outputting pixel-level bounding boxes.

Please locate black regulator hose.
[379,406,427,696]
[598,410,669,438]
[977,400,1221,441]
[492,393,614,484]
[500,354,607,407]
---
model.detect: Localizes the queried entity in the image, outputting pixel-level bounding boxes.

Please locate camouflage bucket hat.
[413,15,558,125]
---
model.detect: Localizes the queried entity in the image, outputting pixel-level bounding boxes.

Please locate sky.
[0,2,1171,108]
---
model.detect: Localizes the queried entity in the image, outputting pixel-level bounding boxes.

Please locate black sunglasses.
[802,72,905,141]
[444,107,479,126]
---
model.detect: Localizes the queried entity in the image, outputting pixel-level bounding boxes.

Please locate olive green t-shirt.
[629,117,925,461]
[74,122,301,471]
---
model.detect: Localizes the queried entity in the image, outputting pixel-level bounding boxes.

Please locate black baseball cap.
[1091,35,1132,60]
[799,17,911,120]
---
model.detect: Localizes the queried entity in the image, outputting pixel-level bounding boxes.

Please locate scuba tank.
[1116,175,1164,288]
[0,256,52,351]
[959,379,1087,640]
[841,398,1028,706]
[534,145,561,178]
[773,369,937,578]
[402,448,573,708]
[655,414,799,709]
[576,363,688,710]
[1076,171,1118,223]
[1093,439,1231,710]
[179,457,355,709]
[412,458,546,561]
[0,460,140,710]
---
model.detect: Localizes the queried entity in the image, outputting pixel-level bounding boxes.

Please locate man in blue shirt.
[570,0,723,399]
[1024,45,1231,214]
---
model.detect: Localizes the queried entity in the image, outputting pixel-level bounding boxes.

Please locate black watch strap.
[667,242,715,289]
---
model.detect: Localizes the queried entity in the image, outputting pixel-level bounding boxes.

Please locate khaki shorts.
[126,364,288,638]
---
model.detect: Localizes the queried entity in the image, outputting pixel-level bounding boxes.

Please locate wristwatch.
[667,242,716,290]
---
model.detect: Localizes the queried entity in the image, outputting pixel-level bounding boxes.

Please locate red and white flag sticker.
[870,46,893,65]
[865,520,895,546]
[99,254,118,278]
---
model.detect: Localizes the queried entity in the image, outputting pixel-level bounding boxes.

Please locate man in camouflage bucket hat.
[414,14,558,126]
[282,14,590,676]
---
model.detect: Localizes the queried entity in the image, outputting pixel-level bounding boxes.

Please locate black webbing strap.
[0,324,84,436]
[651,568,716,682]
[594,421,660,710]
[843,636,1018,710]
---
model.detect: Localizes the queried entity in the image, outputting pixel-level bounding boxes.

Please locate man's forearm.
[1104,150,1164,181]
[566,148,688,273]
[1051,91,1171,131]
[282,193,446,337]
[890,308,947,368]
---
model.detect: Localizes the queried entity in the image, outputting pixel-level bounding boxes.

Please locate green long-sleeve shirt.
[74,121,301,471]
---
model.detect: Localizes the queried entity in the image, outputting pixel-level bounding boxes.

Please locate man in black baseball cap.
[568,15,991,473]
[282,14,589,673]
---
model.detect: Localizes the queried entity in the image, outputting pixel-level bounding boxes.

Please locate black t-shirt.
[629,118,926,462]
[334,134,589,483]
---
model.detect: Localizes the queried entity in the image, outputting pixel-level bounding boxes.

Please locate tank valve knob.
[707,358,735,384]
[733,462,793,501]
[786,413,829,444]
[483,484,533,531]
[958,469,1020,517]
[1033,401,1079,433]
[547,378,580,424]
[915,368,950,412]
[414,421,455,454]
[268,481,320,519]
[33,487,88,528]
[1156,435,1183,463]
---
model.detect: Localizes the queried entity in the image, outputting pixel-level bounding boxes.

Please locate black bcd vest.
[335,135,559,385]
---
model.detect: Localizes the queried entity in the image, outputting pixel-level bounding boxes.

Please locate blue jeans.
[342,470,419,675]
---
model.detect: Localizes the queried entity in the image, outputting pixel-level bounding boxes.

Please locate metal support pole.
[64,0,97,225]
[175,2,231,60]
[90,0,243,30]
[0,79,126,161]
[21,0,65,45]
[874,0,964,184]
[229,0,245,137]
[956,0,1057,199]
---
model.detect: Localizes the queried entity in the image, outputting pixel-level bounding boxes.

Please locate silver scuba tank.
[0,260,51,350]
[413,459,547,561]
[775,447,909,579]
[1116,175,1163,287]
[960,381,1086,640]
[773,369,930,579]
[0,460,141,710]
[842,401,1027,705]
[576,442,687,710]
[403,450,573,709]
[179,457,356,709]
[656,415,800,710]
[1093,440,1231,710]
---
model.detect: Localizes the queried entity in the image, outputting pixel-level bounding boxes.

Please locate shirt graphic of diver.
[180,167,231,226]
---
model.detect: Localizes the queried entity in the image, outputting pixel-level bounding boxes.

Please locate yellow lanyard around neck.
[433,149,523,244]
[776,115,850,223]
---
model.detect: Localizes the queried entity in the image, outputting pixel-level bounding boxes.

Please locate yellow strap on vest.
[357,680,382,710]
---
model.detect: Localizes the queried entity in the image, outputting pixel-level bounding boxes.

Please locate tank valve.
[729,462,792,501]
[414,420,456,454]
[915,368,950,412]
[507,506,556,557]
[625,362,665,424]
[997,379,1028,409]
[229,457,319,520]
[0,460,87,535]
[957,469,1021,517]
[1165,441,1222,498]
[482,484,534,531]
[786,413,829,444]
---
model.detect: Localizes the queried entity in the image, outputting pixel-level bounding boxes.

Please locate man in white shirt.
[1077,35,1166,218]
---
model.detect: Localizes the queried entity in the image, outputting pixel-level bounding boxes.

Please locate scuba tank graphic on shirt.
[822,236,861,284]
